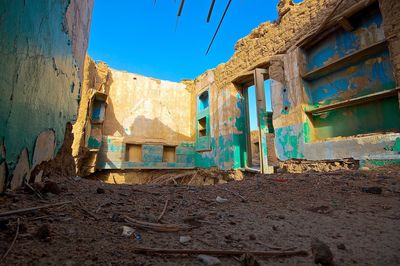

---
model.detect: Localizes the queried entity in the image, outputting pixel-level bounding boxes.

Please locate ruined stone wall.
[190,0,400,168]
[72,56,111,176]
[271,0,400,161]
[188,70,246,170]
[74,61,196,171]
[0,0,93,190]
[103,69,192,142]
[379,0,400,85]
[189,0,349,169]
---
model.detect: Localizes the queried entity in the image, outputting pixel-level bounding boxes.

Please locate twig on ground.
[133,247,309,257]
[75,197,98,220]
[0,201,71,217]
[216,187,247,202]
[156,197,170,222]
[187,172,198,185]
[124,216,192,232]
[24,180,44,200]
[1,218,20,262]
[95,201,113,214]
[256,241,296,251]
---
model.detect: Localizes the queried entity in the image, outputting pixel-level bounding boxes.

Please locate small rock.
[36,224,50,241]
[359,166,370,171]
[249,234,256,240]
[42,181,61,195]
[311,238,333,265]
[111,213,124,222]
[361,186,382,194]
[197,254,221,266]
[121,226,135,237]
[97,187,105,194]
[179,236,191,244]
[272,225,278,231]
[215,196,228,203]
[337,243,346,250]
[45,192,56,199]
[240,253,261,266]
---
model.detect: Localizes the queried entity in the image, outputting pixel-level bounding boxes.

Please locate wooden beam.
[337,17,354,32]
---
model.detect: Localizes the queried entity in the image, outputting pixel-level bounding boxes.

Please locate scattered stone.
[272,225,278,231]
[249,234,256,240]
[36,224,51,241]
[361,187,382,194]
[215,196,228,203]
[111,213,124,222]
[97,187,105,194]
[179,236,192,244]
[42,181,61,195]
[45,192,57,199]
[337,243,346,250]
[359,166,370,171]
[240,253,261,266]
[311,238,333,265]
[197,254,222,266]
[122,226,135,237]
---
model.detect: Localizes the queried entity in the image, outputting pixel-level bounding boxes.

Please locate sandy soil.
[0,167,399,265]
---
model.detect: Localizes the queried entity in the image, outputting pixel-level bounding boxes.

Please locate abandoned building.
[0,0,400,265]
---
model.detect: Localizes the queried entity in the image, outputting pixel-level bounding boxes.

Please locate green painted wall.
[0,1,92,172]
[312,97,400,140]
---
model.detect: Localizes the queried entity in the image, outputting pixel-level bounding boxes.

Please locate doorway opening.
[246,79,273,171]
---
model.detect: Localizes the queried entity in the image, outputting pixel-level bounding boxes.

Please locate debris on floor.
[0,166,399,265]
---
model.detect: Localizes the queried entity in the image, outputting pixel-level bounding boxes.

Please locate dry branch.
[1,218,20,262]
[156,198,170,222]
[0,201,71,217]
[216,187,247,202]
[133,247,309,257]
[75,197,98,220]
[124,216,192,232]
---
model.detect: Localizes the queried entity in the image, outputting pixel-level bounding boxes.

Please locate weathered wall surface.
[189,0,400,169]
[190,71,247,170]
[188,0,345,170]
[75,63,196,171]
[103,69,192,142]
[72,56,111,176]
[0,0,93,189]
[271,0,400,161]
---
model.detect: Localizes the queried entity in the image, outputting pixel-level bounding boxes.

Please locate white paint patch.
[11,148,30,190]
[32,130,55,168]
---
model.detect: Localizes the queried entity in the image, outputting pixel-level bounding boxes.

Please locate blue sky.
[88,0,280,129]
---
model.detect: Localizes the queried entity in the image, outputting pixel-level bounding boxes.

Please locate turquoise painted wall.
[194,90,247,170]
[273,3,400,161]
[96,137,195,169]
[0,1,92,172]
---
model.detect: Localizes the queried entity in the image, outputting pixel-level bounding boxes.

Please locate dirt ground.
[0,166,400,265]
